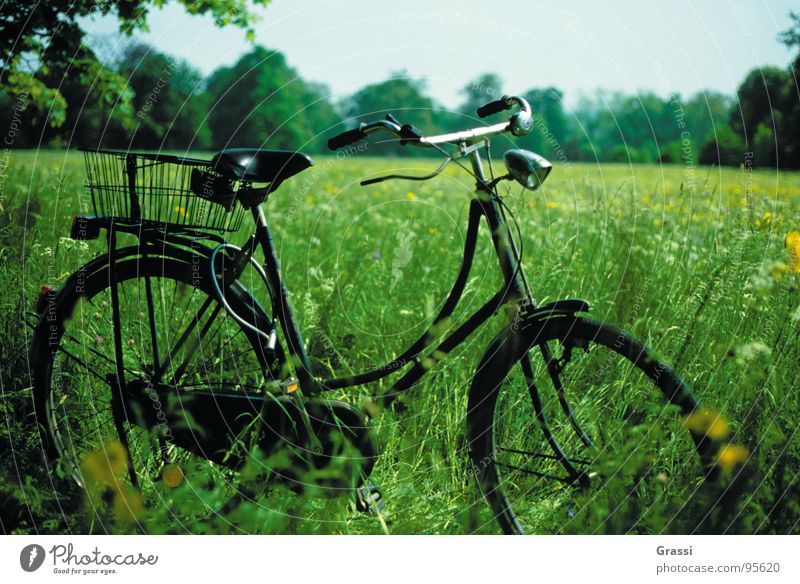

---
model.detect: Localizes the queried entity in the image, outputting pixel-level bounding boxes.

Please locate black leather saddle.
[211,148,313,187]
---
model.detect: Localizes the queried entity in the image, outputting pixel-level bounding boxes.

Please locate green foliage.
[567,91,731,166]
[458,73,504,118]
[699,126,747,166]
[343,72,443,156]
[3,2,800,169]
[729,67,790,146]
[206,46,339,151]
[727,15,800,170]
[116,43,211,150]
[516,87,570,160]
[753,123,777,167]
[44,56,137,149]
[0,0,270,142]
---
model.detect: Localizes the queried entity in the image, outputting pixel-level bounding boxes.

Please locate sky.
[81,0,799,108]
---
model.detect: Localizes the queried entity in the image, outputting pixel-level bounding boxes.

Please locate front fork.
[471,150,593,484]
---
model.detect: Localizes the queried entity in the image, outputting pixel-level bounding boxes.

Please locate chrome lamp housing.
[503,149,552,191]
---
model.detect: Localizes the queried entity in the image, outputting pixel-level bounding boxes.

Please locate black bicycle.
[29,95,720,534]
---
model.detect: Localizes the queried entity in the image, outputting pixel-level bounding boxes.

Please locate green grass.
[1,149,799,534]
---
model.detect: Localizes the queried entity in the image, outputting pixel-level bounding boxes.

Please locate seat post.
[251,204,320,395]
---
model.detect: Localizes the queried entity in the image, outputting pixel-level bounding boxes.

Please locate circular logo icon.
[20,544,46,572]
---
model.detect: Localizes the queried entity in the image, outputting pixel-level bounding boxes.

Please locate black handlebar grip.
[477,97,511,118]
[327,128,367,151]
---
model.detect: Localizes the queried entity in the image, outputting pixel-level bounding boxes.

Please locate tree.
[729,67,790,146]
[206,46,339,151]
[0,0,271,135]
[653,91,734,165]
[699,126,746,166]
[778,11,800,168]
[682,91,734,144]
[40,56,136,149]
[568,91,669,163]
[753,122,777,167]
[116,43,211,150]
[458,73,503,118]
[517,87,570,158]
[343,72,442,156]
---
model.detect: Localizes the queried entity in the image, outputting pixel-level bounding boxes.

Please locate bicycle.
[29,95,720,534]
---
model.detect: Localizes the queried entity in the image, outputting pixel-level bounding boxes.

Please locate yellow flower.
[771,262,788,280]
[406,191,416,200]
[80,440,129,485]
[681,408,730,440]
[785,231,800,272]
[715,444,749,474]
[80,441,146,521]
[112,484,144,522]
[174,205,187,218]
[161,463,184,488]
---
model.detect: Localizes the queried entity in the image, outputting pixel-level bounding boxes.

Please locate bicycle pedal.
[355,483,384,515]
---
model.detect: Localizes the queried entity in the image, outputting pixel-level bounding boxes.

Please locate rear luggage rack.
[81,149,246,233]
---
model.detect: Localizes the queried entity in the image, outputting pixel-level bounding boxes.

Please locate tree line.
[2,9,799,168]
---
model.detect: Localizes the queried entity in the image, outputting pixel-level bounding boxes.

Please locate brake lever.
[382,113,422,146]
[360,158,451,187]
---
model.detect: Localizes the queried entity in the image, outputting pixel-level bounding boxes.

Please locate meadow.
[1,149,799,534]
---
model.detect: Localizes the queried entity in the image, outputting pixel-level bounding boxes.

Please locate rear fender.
[32,242,270,330]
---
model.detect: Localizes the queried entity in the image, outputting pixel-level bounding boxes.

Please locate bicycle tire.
[467,315,715,534]
[30,252,281,515]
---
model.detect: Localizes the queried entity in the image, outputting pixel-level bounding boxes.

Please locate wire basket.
[82,149,246,233]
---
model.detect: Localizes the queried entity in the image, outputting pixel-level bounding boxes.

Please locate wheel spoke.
[540,341,594,447]
[170,302,224,384]
[475,317,706,533]
[39,254,278,524]
[497,446,592,466]
[494,461,575,484]
[155,296,216,381]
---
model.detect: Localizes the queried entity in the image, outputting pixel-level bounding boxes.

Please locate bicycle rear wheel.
[31,251,282,523]
[467,316,715,534]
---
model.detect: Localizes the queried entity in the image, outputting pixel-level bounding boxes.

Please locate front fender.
[512,298,591,332]
[468,298,591,417]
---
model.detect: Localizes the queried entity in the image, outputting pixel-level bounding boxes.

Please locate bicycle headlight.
[503,149,552,191]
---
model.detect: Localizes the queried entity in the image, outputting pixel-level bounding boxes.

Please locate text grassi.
[50,544,158,566]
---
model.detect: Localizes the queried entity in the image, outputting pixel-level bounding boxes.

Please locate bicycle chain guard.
[121,380,378,492]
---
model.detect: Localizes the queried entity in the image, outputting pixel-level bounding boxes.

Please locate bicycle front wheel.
[467,316,714,534]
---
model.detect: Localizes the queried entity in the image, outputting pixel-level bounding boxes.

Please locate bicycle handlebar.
[327,95,533,152]
[476,96,514,118]
[326,127,367,150]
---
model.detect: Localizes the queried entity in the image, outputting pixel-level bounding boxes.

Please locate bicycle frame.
[249,147,531,399]
[245,144,593,479]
